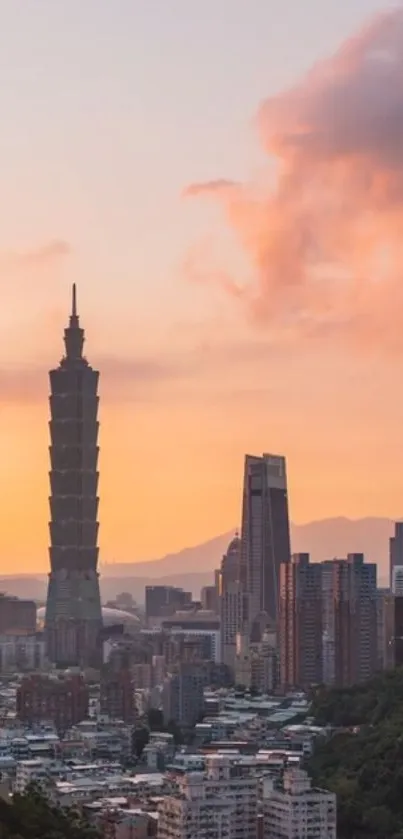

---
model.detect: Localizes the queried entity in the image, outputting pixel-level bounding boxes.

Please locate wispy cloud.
[0,239,71,273]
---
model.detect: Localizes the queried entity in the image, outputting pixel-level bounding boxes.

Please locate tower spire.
[63,283,85,361]
[72,283,77,318]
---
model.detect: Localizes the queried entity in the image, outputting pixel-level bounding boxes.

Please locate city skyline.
[2,1,403,572]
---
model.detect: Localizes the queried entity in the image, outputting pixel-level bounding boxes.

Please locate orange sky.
[1,285,403,573]
[2,5,403,573]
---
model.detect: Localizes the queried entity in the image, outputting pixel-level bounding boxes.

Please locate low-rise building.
[262,768,336,839]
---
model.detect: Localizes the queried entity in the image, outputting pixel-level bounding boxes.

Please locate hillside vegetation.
[309,669,403,839]
[0,786,99,839]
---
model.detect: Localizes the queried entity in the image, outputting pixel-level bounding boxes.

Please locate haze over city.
[1,0,402,573]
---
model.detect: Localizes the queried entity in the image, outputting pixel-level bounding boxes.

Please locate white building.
[0,635,46,673]
[262,768,336,839]
[14,759,51,793]
[158,753,257,839]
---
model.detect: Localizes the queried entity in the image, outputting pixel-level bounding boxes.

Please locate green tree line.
[309,668,403,838]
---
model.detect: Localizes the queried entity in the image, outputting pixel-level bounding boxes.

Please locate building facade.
[145,586,192,627]
[279,554,323,690]
[100,667,137,723]
[390,522,403,589]
[240,454,291,626]
[162,663,204,727]
[0,595,36,635]
[45,285,102,669]
[158,754,257,839]
[220,535,249,669]
[16,673,89,732]
[262,768,336,839]
[321,554,377,687]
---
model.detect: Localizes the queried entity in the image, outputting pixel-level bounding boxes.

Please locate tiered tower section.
[44,285,102,668]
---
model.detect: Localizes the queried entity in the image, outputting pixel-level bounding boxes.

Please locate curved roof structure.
[36,605,140,632]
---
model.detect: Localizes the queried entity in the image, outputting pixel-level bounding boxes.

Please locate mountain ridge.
[0,517,397,600]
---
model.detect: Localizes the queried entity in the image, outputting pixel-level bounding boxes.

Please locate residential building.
[0,634,46,673]
[279,554,323,690]
[100,668,136,723]
[321,554,377,687]
[145,587,192,627]
[161,611,221,662]
[376,589,395,670]
[158,754,257,839]
[0,595,36,635]
[262,768,336,839]
[201,585,218,613]
[162,663,204,727]
[16,673,89,732]
[45,285,102,668]
[240,454,291,626]
[220,535,249,669]
[394,595,403,667]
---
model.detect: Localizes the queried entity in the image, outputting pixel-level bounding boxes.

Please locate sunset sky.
[1,0,402,573]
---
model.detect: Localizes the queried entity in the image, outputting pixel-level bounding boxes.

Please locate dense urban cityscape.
[2,4,403,839]
[0,287,400,839]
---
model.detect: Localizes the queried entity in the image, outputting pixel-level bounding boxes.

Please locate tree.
[132,726,149,758]
[147,708,164,731]
[166,719,184,745]
[308,668,403,838]
[0,785,99,839]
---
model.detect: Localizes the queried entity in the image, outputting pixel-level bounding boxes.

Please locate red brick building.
[17,673,89,732]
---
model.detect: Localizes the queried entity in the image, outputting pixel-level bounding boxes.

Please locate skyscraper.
[240,453,291,625]
[321,554,377,687]
[44,285,102,669]
[279,553,323,690]
[219,535,249,668]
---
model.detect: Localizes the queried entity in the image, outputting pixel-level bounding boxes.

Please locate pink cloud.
[185,7,403,352]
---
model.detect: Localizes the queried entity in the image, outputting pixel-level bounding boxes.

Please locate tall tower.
[240,453,291,625]
[44,285,102,669]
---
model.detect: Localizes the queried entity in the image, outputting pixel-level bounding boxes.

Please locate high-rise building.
[262,768,336,839]
[145,586,192,626]
[162,663,204,727]
[279,553,323,690]
[393,595,403,667]
[200,585,218,612]
[100,667,137,723]
[390,522,403,589]
[321,554,377,687]
[240,454,291,625]
[44,285,102,669]
[376,589,395,671]
[158,754,257,839]
[220,535,249,669]
[0,595,36,635]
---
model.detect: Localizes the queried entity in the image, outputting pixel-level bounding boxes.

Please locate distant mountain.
[101,531,233,579]
[0,517,396,602]
[292,516,394,572]
[102,517,395,583]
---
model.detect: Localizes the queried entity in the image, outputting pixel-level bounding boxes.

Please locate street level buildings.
[158,754,257,839]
